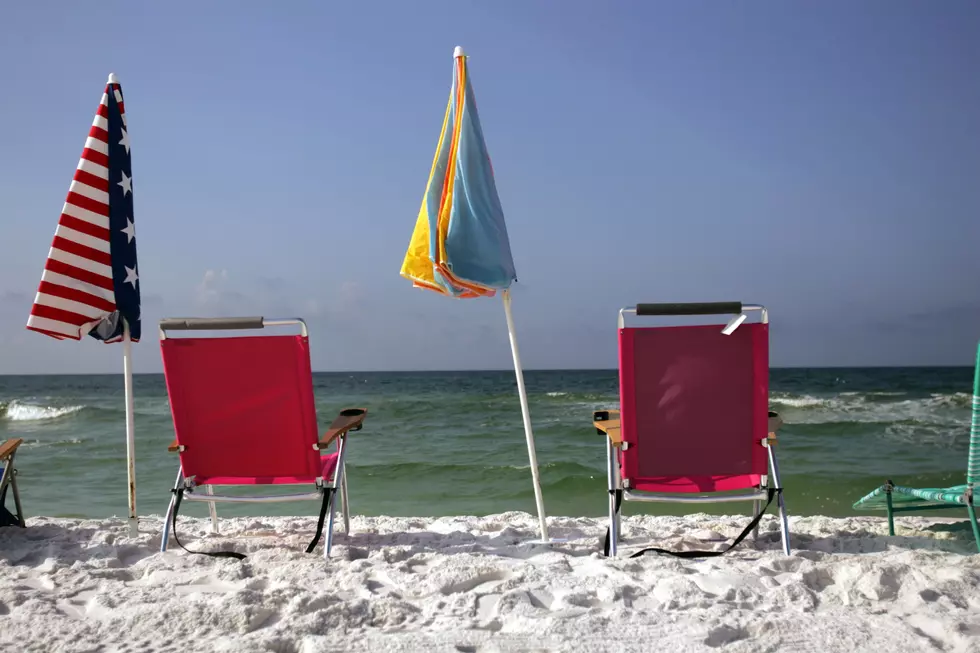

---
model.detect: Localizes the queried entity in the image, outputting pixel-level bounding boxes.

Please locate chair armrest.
[168,439,180,453]
[593,409,622,446]
[768,411,783,434]
[0,438,23,461]
[317,408,368,450]
[765,410,783,445]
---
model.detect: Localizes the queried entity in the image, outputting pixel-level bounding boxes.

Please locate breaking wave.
[0,400,86,422]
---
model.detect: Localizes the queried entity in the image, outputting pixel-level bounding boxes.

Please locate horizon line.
[0,363,973,377]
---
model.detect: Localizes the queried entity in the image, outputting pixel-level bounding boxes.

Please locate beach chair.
[593,302,790,558]
[157,317,367,560]
[0,438,26,528]
[852,343,980,552]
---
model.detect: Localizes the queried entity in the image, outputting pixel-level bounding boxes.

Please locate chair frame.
[157,317,361,560]
[0,438,26,528]
[596,302,790,557]
[853,341,980,552]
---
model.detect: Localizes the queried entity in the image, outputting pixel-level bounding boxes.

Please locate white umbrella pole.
[501,289,549,541]
[122,319,138,536]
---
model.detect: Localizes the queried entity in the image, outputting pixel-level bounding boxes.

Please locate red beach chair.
[158,317,367,560]
[593,302,790,557]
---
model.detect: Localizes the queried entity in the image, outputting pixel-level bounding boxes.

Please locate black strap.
[169,488,246,560]
[602,489,623,556]
[0,483,23,528]
[305,488,334,553]
[627,488,781,559]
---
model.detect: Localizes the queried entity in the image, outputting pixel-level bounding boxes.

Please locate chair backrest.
[968,342,979,485]
[160,332,321,481]
[618,322,770,486]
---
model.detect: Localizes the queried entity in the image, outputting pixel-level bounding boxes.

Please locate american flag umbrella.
[26,73,141,535]
[401,47,552,541]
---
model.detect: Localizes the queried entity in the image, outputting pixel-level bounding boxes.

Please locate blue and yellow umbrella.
[401,47,550,540]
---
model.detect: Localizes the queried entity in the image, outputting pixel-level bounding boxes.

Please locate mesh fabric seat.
[158,317,367,560]
[594,302,790,558]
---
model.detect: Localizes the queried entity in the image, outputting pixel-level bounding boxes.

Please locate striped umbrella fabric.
[968,343,979,485]
[26,73,140,343]
[24,74,142,536]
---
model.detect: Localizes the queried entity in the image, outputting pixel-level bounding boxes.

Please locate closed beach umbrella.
[25,74,142,536]
[401,47,550,541]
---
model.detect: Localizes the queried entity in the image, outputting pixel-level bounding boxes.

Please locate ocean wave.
[772,395,827,408]
[769,391,972,432]
[545,392,568,397]
[350,460,598,479]
[771,391,971,411]
[0,400,85,422]
[21,437,84,448]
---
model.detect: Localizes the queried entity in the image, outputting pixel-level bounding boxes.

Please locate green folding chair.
[852,342,980,552]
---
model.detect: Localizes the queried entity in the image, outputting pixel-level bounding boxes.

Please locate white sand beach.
[1,512,979,653]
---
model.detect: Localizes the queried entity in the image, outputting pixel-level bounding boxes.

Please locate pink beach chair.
[158,317,367,560]
[593,302,790,558]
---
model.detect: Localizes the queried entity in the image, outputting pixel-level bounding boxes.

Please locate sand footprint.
[363,572,403,599]
[440,570,512,595]
[54,588,110,620]
[704,624,750,648]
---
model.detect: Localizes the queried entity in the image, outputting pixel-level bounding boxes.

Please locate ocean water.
[0,368,975,523]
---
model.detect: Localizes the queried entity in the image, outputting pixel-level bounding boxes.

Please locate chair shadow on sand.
[0,520,152,569]
[781,519,980,557]
[2,516,978,570]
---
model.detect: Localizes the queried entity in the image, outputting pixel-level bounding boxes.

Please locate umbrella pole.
[122,319,138,536]
[501,289,549,541]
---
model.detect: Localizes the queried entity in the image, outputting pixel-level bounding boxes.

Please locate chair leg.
[1,452,25,528]
[767,444,791,556]
[613,482,622,546]
[323,486,340,560]
[885,486,896,537]
[206,485,219,534]
[615,495,622,542]
[606,438,619,557]
[967,500,980,554]
[160,467,183,553]
[752,499,761,540]
[775,490,791,556]
[11,477,24,527]
[341,466,351,535]
[6,469,25,529]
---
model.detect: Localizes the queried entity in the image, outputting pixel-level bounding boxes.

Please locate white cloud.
[195,269,231,307]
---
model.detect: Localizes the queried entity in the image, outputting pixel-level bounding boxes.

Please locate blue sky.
[1,1,978,373]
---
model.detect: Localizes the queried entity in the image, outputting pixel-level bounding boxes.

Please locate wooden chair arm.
[768,411,783,434]
[317,407,368,450]
[592,409,622,446]
[0,438,23,461]
[591,410,782,449]
[165,408,369,454]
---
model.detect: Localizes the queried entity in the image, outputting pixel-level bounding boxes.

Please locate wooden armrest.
[591,409,780,449]
[0,438,24,461]
[317,407,368,450]
[168,439,180,453]
[592,409,622,446]
[768,410,783,434]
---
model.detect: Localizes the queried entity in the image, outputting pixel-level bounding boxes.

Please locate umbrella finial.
[107,72,120,85]
[454,46,465,59]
